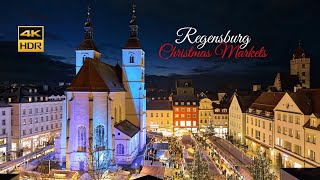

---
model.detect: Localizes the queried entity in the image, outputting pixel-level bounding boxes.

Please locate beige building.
[212,103,229,138]
[198,98,213,130]
[0,102,12,164]
[246,92,285,163]
[290,43,310,88]
[229,93,257,144]
[146,100,173,134]
[274,90,320,168]
[304,113,320,167]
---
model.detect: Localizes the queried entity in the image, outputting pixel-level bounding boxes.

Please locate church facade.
[55,5,146,170]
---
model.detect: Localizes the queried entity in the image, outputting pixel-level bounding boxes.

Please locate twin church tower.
[56,3,146,170]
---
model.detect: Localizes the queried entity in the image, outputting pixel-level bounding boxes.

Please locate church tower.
[122,2,146,150]
[75,6,101,74]
[290,42,311,88]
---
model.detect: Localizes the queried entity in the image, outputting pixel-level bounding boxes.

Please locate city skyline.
[0,0,320,90]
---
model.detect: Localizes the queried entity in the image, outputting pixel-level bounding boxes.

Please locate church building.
[56,4,146,170]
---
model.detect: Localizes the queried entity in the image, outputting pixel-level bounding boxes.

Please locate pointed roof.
[67,58,125,92]
[77,39,100,52]
[236,94,259,112]
[114,120,139,138]
[124,1,141,49]
[293,41,309,59]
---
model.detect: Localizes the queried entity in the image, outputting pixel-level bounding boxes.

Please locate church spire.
[129,1,138,38]
[84,6,93,39]
[124,0,141,49]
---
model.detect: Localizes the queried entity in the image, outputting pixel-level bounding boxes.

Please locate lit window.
[116,144,124,154]
[95,125,105,150]
[78,126,86,151]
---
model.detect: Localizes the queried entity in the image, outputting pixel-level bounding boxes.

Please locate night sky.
[1,0,319,90]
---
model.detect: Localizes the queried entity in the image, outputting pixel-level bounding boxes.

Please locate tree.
[248,150,275,180]
[206,122,216,136]
[188,146,213,180]
[82,133,117,180]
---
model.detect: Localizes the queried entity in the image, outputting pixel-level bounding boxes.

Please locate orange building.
[172,94,198,133]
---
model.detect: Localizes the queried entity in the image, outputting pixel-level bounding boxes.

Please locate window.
[302,64,305,69]
[151,113,153,117]
[23,130,26,136]
[35,127,38,133]
[167,113,169,117]
[161,113,163,117]
[193,108,196,112]
[51,124,53,129]
[262,121,265,129]
[282,114,287,122]
[277,113,281,120]
[23,109,26,115]
[295,116,300,124]
[95,125,105,149]
[295,130,300,139]
[29,118,32,124]
[181,114,185,118]
[294,145,301,155]
[181,108,185,112]
[1,120,5,125]
[78,126,86,151]
[289,129,293,137]
[35,118,38,123]
[175,114,179,118]
[41,126,43,132]
[29,109,32,114]
[277,126,281,133]
[2,129,5,135]
[29,129,32,134]
[129,54,134,63]
[193,114,196,118]
[35,108,38,113]
[156,113,158,117]
[2,111,5,116]
[308,149,316,161]
[116,144,124,154]
[187,108,190,112]
[255,130,260,140]
[289,115,293,123]
[187,114,190,118]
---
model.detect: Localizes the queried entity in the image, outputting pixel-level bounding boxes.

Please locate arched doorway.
[276,153,283,168]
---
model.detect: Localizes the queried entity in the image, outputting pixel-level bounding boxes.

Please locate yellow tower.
[290,42,310,88]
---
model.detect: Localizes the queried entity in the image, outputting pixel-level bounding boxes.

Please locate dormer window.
[265,111,271,117]
[28,97,32,102]
[129,54,134,63]
[248,108,253,113]
[256,110,262,115]
[82,55,87,63]
[29,89,32,93]
[34,89,37,93]
[8,98,11,103]
[310,117,316,127]
[187,102,190,105]
[185,83,188,86]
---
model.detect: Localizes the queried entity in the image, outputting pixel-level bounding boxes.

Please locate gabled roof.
[114,120,139,138]
[250,92,285,111]
[67,58,125,92]
[292,89,320,114]
[147,100,172,110]
[236,94,259,112]
[77,39,100,52]
[303,119,320,131]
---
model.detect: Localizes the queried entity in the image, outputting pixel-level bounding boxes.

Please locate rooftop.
[114,120,139,138]
[147,100,172,110]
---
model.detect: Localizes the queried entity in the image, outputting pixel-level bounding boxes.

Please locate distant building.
[228,93,257,144]
[212,102,229,138]
[172,94,198,132]
[0,85,64,158]
[176,79,194,95]
[273,73,301,92]
[246,92,285,163]
[198,97,213,130]
[146,100,173,133]
[0,102,12,164]
[290,42,311,88]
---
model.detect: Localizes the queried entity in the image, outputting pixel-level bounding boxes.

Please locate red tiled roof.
[67,58,125,92]
[250,92,285,111]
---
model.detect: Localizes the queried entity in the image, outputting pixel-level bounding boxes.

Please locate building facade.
[58,5,146,170]
[228,93,257,144]
[274,90,320,168]
[0,85,64,158]
[146,100,173,134]
[198,98,213,130]
[212,103,229,138]
[173,95,198,133]
[0,102,12,164]
[246,92,285,163]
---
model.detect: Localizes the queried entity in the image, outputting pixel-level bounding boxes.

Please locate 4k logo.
[18,26,44,52]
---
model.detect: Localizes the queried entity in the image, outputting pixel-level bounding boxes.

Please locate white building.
[0,102,12,164]
[58,4,146,170]
[0,85,64,158]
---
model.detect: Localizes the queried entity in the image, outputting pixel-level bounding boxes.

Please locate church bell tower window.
[129,54,134,63]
